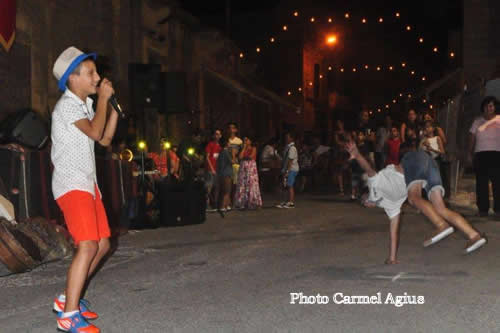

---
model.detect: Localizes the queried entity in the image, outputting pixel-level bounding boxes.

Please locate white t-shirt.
[51,89,100,199]
[283,143,299,172]
[261,145,280,163]
[469,117,500,152]
[366,165,407,218]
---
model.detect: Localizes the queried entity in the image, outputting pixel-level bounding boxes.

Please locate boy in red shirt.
[385,127,401,166]
[205,129,222,210]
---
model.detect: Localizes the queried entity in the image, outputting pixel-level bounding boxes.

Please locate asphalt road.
[1,193,499,332]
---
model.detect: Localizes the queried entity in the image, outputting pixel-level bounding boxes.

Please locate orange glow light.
[450,52,455,58]
[283,25,288,31]
[379,18,384,23]
[362,18,367,23]
[326,35,337,45]
[328,18,333,23]
[406,25,411,31]
[293,11,299,17]
[345,13,350,19]
[270,37,275,42]
[310,17,315,22]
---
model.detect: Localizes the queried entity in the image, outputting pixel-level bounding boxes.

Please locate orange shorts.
[56,185,110,246]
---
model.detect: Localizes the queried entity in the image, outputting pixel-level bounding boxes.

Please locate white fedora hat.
[53,46,97,92]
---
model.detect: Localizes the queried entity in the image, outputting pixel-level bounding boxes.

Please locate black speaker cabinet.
[0,110,49,149]
[128,63,163,113]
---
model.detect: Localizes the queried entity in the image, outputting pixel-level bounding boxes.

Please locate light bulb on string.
[401,62,406,67]
[283,25,288,31]
[406,25,411,31]
[364,65,369,69]
[378,17,384,23]
[310,17,315,23]
[362,18,367,23]
[270,37,275,43]
[395,12,400,18]
[239,53,244,58]
[256,47,261,53]
[345,13,350,19]
[433,47,438,53]
[328,66,332,71]
[376,66,381,71]
[419,37,424,43]
[293,11,299,17]
[450,52,455,58]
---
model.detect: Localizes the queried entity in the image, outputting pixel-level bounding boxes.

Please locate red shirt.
[205,141,221,172]
[385,138,401,166]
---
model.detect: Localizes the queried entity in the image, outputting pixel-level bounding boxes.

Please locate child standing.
[276,132,300,208]
[215,137,234,212]
[385,127,401,166]
[51,47,119,333]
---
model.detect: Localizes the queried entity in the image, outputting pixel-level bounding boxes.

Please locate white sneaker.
[226,206,232,211]
[283,202,295,209]
[276,202,286,208]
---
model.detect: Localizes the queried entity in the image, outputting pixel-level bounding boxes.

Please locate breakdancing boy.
[345,141,487,264]
[51,47,119,332]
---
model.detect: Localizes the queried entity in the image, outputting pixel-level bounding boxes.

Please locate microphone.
[98,79,125,119]
[109,95,126,119]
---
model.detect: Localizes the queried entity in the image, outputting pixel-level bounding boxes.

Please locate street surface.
[1,193,499,332]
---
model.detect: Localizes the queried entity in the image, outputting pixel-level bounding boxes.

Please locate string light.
[433,47,438,53]
[345,13,350,19]
[328,66,332,71]
[419,37,424,43]
[393,99,397,103]
[239,53,244,58]
[408,94,412,98]
[395,12,400,18]
[340,68,345,72]
[287,91,292,96]
[423,99,427,103]
[362,18,367,23]
[376,66,381,71]
[385,104,390,109]
[378,18,384,23]
[308,81,313,86]
[298,87,302,92]
[410,70,415,75]
[450,52,455,58]
[293,11,299,17]
[406,25,411,31]
[319,74,323,79]
[328,18,333,23]
[256,47,261,53]
[270,37,275,43]
[401,62,406,67]
[283,25,288,31]
[352,68,357,72]
[399,93,403,97]
[364,65,369,69]
[422,76,427,81]
[389,66,394,71]
[310,17,315,22]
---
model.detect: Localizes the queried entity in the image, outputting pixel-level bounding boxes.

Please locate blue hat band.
[58,52,97,92]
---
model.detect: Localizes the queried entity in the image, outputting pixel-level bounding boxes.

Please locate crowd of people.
[122,106,451,214]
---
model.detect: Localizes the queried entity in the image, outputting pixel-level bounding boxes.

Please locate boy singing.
[51,46,119,333]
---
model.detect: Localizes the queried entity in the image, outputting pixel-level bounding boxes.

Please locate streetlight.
[326,35,337,45]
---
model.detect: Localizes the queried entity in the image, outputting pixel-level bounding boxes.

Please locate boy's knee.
[78,240,99,257]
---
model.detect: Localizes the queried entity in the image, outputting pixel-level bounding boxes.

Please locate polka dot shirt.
[51,89,101,200]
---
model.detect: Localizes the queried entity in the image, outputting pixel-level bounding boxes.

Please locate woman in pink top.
[468,96,500,217]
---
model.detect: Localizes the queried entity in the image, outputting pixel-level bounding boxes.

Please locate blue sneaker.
[56,311,100,332]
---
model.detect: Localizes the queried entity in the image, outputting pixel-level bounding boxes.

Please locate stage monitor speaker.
[0,110,49,150]
[128,63,163,112]
[162,71,186,114]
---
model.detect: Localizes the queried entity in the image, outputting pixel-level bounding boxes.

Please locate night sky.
[180,0,463,124]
